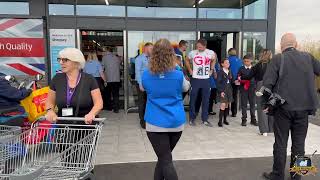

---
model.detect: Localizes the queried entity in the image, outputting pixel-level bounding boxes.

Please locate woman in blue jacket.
[142,39,185,180]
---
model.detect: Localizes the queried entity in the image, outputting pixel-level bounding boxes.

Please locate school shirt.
[216,69,233,93]
[241,62,269,82]
[188,49,216,79]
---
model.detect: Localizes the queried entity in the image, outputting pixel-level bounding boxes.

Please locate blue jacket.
[228,55,243,81]
[142,70,186,128]
[0,78,31,110]
[209,61,220,88]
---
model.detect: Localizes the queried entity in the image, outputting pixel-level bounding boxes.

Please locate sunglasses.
[57,58,70,63]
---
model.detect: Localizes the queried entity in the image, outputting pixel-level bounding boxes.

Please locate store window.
[0,1,29,15]
[49,4,74,15]
[127,31,196,109]
[242,32,267,62]
[244,0,268,19]
[76,0,125,17]
[128,7,196,18]
[199,8,242,19]
[198,0,242,19]
[127,0,196,18]
[49,0,74,15]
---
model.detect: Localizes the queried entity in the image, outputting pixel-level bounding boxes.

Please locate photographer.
[262,33,320,180]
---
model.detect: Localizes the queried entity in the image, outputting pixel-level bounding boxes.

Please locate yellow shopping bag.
[21,86,49,122]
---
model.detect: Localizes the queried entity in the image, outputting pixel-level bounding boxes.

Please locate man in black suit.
[263,33,320,180]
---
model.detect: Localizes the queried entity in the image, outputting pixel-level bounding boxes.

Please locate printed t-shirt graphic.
[188,49,215,79]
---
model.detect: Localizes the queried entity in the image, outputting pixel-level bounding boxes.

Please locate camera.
[256,86,286,115]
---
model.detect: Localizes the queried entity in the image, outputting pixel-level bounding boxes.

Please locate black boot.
[241,118,247,126]
[224,108,230,125]
[218,110,224,127]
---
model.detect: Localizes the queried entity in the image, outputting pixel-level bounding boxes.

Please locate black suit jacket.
[263,48,320,111]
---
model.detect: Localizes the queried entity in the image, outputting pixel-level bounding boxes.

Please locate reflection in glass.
[127,31,196,109]
[49,4,74,15]
[76,5,125,17]
[127,7,196,18]
[244,0,268,19]
[243,32,267,62]
[199,8,242,19]
[0,2,29,15]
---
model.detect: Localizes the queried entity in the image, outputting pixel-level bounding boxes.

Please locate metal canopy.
[48,0,260,8]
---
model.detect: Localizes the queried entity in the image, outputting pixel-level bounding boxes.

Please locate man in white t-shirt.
[185,39,217,127]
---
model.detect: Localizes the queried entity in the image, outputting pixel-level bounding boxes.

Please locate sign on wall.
[0,19,45,76]
[50,29,75,78]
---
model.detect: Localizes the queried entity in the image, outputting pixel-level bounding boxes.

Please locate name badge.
[62,107,73,117]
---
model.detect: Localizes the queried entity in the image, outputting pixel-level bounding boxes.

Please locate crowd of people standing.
[1,32,317,180]
[137,34,320,180]
[136,38,275,137]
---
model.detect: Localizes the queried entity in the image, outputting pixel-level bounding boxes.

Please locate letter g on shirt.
[188,49,215,79]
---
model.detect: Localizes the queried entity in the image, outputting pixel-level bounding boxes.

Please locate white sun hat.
[58,48,86,69]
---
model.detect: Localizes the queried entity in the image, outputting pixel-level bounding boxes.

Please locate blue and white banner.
[50,29,75,78]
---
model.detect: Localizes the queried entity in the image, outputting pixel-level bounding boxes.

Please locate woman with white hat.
[45,48,103,124]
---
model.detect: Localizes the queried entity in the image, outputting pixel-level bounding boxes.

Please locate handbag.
[20,87,49,122]
[183,76,191,92]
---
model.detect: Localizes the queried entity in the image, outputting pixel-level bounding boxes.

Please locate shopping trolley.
[0,126,21,140]
[0,117,105,180]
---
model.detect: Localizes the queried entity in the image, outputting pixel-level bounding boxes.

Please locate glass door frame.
[124,30,198,112]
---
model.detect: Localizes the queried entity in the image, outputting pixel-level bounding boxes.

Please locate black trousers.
[208,88,217,113]
[196,88,217,114]
[147,131,182,180]
[231,83,239,116]
[240,86,256,121]
[105,82,120,111]
[136,85,147,128]
[272,108,309,180]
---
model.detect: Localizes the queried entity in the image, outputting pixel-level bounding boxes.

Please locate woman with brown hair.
[141,39,186,180]
[241,49,274,136]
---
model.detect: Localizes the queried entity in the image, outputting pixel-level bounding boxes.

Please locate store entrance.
[200,32,238,62]
[80,30,125,110]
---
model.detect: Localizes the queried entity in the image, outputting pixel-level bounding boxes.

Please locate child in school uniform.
[216,58,233,127]
[237,55,258,127]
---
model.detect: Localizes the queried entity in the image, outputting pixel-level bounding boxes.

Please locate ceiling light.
[105,0,109,5]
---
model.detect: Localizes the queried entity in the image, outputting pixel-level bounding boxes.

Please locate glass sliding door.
[126,31,197,111]
[242,32,267,62]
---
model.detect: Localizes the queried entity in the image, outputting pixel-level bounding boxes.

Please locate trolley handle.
[33,116,106,127]
[56,117,106,122]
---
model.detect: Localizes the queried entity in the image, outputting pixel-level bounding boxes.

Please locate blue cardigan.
[142,70,186,128]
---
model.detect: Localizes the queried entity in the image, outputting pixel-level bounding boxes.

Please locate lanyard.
[66,73,81,107]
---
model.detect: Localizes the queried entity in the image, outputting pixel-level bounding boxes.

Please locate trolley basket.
[0,117,105,180]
